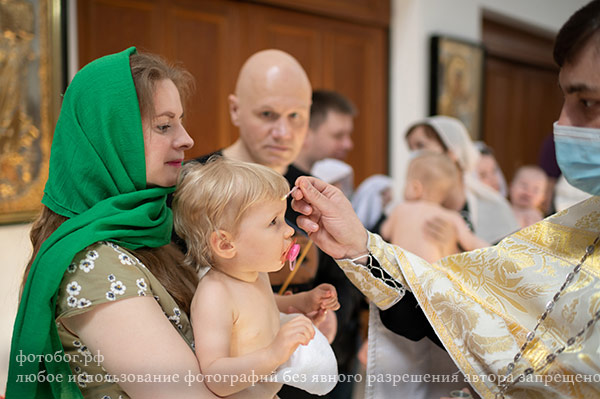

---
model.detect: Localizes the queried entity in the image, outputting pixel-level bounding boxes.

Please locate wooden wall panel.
[482,17,563,183]
[78,0,160,65]
[483,58,562,182]
[330,30,387,186]
[243,4,324,88]
[249,0,390,27]
[166,1,242,159]
[77,0,390,184]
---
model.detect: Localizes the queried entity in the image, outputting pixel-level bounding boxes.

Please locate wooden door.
[482,18,563,183]
[77,0,389,185]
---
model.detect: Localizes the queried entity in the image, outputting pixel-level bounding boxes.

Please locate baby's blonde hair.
[173,156,289,269]
[407,151,459,197]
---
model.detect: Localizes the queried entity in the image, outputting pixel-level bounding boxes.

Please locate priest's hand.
[291,176,368,261]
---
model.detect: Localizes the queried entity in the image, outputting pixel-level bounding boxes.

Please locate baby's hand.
[309,283,340,312]
[294,284,340,326]
[270,315,315,365]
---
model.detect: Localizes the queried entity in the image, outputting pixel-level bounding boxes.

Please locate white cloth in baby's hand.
[272,313,338,395]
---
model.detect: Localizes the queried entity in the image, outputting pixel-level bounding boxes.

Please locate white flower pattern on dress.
[67,296,77,308]
[77,345,92,358]
[168,307,183,329]
[79,259,95,273]
[107,273,116,282]
[118,253,133,265]
[110,281,126,295]
[77,298,91,308]
[67,263,77,273]
[106,291,116,301]
[136,278,148,296]
[66,282,81,296]
[136,278,147,290]
[77,371,89,387]
[86,250,99,260]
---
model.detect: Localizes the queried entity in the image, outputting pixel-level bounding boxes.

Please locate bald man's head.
[227,49,312,173]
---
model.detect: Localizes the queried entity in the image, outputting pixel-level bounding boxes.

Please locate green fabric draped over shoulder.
[6,47,175,398]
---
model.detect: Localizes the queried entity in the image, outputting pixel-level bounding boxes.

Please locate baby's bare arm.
[449,211,489,251]
[275,284,339,314]
[191,278,314,397]
[191,280,278,396]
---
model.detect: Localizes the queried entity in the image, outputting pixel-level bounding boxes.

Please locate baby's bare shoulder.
[195,270,234,299]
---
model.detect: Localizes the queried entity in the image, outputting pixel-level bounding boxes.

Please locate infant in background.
[508,165,548,228]
[173,157,340,398]
[381,152,488,263]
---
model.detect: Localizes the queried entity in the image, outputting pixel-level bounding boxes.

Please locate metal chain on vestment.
[496,234,600,398]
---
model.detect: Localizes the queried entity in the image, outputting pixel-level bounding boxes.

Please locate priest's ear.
[210,230,236,259]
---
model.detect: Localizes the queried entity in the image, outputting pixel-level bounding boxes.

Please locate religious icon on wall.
[0,0,62,224]
[430,35,485,141]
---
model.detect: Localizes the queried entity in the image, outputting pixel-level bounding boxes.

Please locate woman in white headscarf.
[406,115,519,244]
[311,158,355,199]
[351,174,394,232]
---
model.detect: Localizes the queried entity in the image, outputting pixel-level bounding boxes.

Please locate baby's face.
[233,199,295,273]
[509,170,547,209]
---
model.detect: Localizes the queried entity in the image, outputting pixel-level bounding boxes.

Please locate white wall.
[388,0,589,200]
[0,223,32,394]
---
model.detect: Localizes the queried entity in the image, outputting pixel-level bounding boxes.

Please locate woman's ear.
[210,230,236,259]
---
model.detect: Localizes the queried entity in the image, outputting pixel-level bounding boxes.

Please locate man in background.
[293,90,356,173]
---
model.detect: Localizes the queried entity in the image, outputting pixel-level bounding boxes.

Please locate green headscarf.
[7,47,175,398]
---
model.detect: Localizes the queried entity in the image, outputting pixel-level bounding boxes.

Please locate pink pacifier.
[287,240,301,271]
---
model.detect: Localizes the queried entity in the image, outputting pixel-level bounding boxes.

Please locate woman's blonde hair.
[173,156,289,269]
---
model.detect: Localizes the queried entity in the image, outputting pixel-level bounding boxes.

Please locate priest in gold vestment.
[289,2,600,398]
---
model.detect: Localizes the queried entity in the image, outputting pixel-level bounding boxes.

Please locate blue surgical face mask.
[553,121,600,196]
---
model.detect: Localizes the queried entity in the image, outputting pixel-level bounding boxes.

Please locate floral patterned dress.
[55,241,194,399]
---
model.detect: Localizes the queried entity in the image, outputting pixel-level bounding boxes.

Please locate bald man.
[222,49,312,173]
[190,49,363,399]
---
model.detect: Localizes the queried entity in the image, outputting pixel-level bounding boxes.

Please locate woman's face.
[477,154,502,192]
[143,79,194,187]
[406,126,445,153]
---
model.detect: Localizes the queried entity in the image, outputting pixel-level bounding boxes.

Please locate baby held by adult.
[173,157,339,398]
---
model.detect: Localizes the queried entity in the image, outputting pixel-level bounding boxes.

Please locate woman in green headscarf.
[7,48,217,398]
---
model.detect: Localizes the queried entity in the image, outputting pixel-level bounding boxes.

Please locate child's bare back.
[382,201,465,263]
[382,152,488,263]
